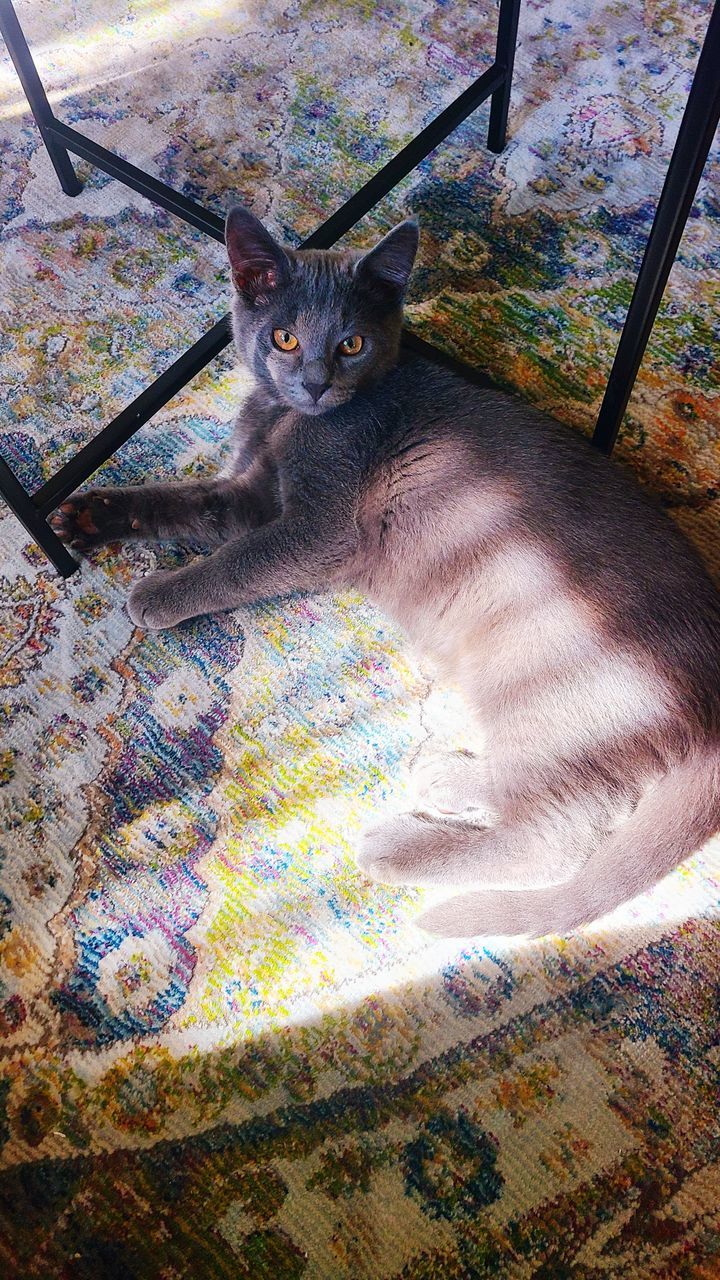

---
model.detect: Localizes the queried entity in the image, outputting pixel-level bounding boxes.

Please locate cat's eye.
[272,329,299,352]
[338,335,364,356]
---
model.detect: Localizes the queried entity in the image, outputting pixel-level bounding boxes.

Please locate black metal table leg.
[0,455,78,575]
[0,0,522,576]
[592,0,720,455]
[0,0,81,196]
[488,0,522,152]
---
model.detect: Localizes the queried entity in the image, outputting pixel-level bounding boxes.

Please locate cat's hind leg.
[357,803,602,893]
[418,750,720,938]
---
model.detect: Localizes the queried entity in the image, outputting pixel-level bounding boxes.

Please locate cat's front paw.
[128,571,188,630]
[49,488,139,551]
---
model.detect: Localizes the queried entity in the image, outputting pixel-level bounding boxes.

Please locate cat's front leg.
[128,516,351,629]
[127,563,207,630]
[50,476,278,551]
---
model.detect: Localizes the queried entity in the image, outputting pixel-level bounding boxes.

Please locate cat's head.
[225,205,418,415]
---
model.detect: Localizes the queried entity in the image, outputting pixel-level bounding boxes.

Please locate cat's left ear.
[225,205,290,305]
[356,220,419,298]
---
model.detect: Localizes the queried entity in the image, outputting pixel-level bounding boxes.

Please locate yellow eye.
[339,334,364,356]
[272,329,299,352]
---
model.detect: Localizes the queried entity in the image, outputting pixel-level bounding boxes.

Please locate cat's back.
[381,356,719,618]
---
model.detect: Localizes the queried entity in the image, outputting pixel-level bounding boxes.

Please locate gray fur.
[52,207,720,938]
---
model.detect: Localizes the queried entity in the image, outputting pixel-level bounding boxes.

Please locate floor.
[0,2,719,1276]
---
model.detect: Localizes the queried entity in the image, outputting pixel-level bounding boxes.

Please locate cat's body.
[52,208,720,938]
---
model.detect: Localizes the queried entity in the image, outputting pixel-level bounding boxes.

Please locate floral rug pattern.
[0,1,719,1276]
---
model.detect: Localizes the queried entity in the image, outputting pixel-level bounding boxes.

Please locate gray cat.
[52,206,720,938]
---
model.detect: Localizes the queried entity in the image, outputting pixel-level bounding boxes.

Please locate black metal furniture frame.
[0,0,718,575]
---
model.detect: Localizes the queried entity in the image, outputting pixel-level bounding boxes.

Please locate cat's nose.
[303,380,330,404]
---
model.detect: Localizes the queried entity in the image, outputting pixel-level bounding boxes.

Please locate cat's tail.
[418,748,720,939]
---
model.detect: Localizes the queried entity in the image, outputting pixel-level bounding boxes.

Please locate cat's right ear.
[225,206,290,305]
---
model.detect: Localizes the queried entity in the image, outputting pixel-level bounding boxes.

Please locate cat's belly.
[361,537,670,776]
[357,532,594,688]
[351,478,672,771]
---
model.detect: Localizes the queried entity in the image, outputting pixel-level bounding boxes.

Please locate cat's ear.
[225,205,290,304]
[356,220,419,297]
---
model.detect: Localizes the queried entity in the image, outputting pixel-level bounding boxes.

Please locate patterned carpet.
[1,1,719,1275]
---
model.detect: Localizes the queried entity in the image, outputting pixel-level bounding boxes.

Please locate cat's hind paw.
[357,815,422,886]
[357,812,466,888]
